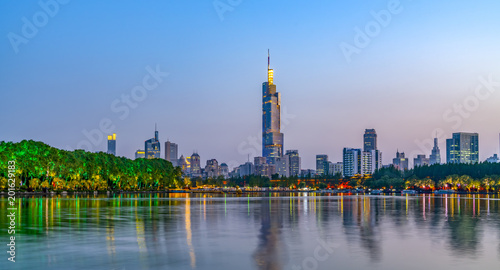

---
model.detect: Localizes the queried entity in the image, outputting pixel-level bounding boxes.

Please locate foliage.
[0,140,181,191]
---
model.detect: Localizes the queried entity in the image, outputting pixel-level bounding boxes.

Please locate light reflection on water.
[1,193,499,270]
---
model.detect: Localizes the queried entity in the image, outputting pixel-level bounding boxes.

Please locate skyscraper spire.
[267,49,273,84]
[268,49,270,70]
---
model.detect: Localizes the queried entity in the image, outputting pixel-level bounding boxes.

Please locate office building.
[276,155,290,177]
[239,162,254,177]
[262,50,284,164]
[328,162,343,177]
[254,156,274,178]
[190,153,201,176]
[343,148,362,177]
[219,163,229,179]
[145,125,161,159]
[205,159,219,178]
[165,140,178,166]
[363,129,377,151]
[446,132,479,164]
[135,150,145,159]
[393,151,409,171]
[107,133,116,155]
[429,137,441,165]
[300,169,316,178]
[286,150,301,176]
[362,150,382,175]
[316,155,329,176]
[414,154,430,168]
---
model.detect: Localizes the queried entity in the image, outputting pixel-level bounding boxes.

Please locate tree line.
[0,140,182,191]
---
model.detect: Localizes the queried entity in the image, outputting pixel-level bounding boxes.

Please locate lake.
[1,193,499,269]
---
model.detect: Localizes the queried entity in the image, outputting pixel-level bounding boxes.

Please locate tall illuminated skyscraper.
[262,50,284,164]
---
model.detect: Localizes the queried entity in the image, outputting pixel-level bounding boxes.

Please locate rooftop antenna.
[268,49,270,70]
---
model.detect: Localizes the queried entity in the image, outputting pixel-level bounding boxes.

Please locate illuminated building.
[316,155,329,176]
[107,133,116,155]
[205,159,219,178]
[262,50,284,164]
[363,129,377,151]
[145,125,160,159]
[446,132,479,164]
[429,137,441,165]
[392,151,409,171]
[328,162,343,177]
[190,153,201,177]
[343,148,361,177]
[254,156,275,178]
[286,150,301,176]
[135,150,145,159]
[414,154,429,168]
[276,155,290,177]
[165,140,178,166]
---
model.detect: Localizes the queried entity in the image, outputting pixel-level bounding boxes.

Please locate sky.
[1,0,500,170]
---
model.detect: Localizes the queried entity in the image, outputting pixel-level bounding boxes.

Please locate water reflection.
[0,193,499,269]
[253,197,285,270]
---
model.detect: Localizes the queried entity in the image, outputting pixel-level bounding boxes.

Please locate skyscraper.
[165,140,178,165]
[262,50,284,164]
[446,132,479,164]
[429,137,441,165]
[145,125,160,159]
[343,148,361,177]
[316,155,329,176]
[107,133,116,155]
[286,150,301,176]
[190,153,201,176]
[363,129,377,151]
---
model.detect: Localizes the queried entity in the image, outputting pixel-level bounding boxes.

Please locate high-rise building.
[363,129,377,152]
[165,140,178,165]
[145,125,161,159]
[343,148,361,177]
[429,137,441,165]
[316,155,329,176]
[219,163,229,179]
[361,150,382,175]
[205,159,219,178]
[107,133,116,155]
[328,162,343,177]
[446,132,479,164]
[286,150,301,176]
[393,151,409,171]
[190,153,201,176]
[262,50,284,164]
[239,162,254,177]
[135,150,145,159]
[276,155,290,177]
[414,154,430,168]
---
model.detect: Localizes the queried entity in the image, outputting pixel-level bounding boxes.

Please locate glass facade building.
[363,129,377,152]
[107,133,116,155]
[446,132,479,164]
[262,51,284,164]
[145,127,160,159]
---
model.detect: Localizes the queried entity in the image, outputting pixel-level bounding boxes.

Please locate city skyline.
[2,1,500,169]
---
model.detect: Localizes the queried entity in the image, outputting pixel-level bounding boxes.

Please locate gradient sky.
[1,0,500,169]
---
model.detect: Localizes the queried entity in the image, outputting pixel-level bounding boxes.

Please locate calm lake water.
[1,193,500,270]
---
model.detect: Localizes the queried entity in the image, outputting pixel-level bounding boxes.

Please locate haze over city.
[2,0,500,169]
